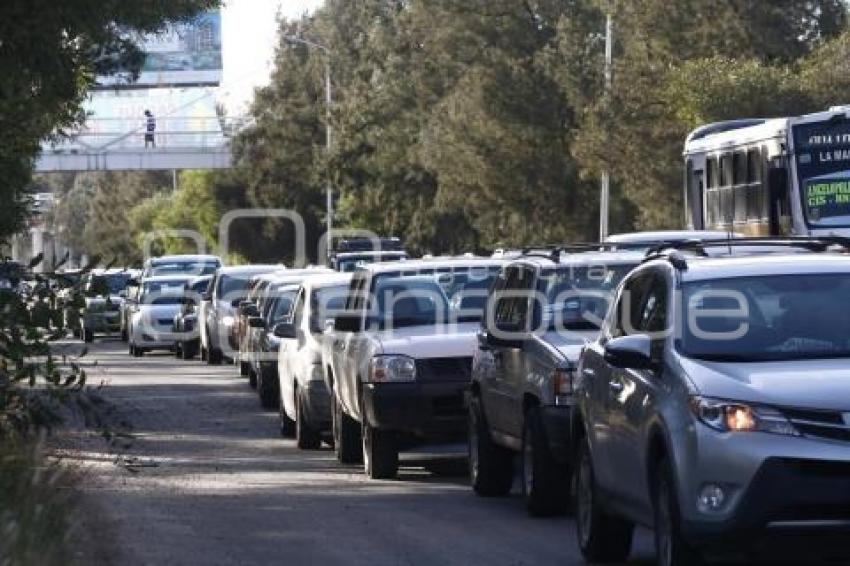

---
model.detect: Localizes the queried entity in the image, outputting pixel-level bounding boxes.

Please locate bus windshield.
[793,116,850,226]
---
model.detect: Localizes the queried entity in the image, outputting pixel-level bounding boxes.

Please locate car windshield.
[151,262,219,277]
[141,280,189,306]
[220,274,257,298]
[537,262,637,331]
[369,276,450,329]
[91,273,131,295]
[679,273,850,362]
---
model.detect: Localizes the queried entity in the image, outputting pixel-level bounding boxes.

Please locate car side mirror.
[604,335,655,370]
[248,316,266,329]
[273,321,297,339]
[334,313,362,333]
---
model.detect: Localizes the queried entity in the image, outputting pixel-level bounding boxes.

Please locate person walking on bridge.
[144,110,156,148]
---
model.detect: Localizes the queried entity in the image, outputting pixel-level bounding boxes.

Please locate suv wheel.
[576,437,634,562]
[295,387,322,449]
[653,458,702,566]
[521,407,570,516]
[332,394,362,464]
[258,366,278,409]
[279,399,296,437]
[468,395,513,496]
[362,420,398,480]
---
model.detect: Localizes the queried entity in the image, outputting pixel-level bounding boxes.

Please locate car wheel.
[654,458,702,566]
[207,346,222,365]
[174,342,183,359]
[521,407,570,516]
[258,365,278,410]
[576,436,634,563]
[120,328,128,342]
[332,393,362,464]
[239,360,251,377]
[183,341,197,360]
[362,419,398,480]
[279,396,296,438]
[129,343,135,356]
[295,387,322,450]
[468,394,514,497]
[83,327,94,343]
[133,345,144,358]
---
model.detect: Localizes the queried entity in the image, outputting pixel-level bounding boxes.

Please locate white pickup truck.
[324,257,504,479]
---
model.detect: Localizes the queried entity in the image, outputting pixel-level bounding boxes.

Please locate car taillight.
[553,367,574,405]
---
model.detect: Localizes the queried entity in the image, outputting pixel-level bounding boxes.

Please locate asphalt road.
[65,340,656,566]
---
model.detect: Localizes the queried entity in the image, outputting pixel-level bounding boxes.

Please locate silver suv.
[575,246,850,565]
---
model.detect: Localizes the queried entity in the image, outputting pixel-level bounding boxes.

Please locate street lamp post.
[599,12,613,241]
[285,36,333,259]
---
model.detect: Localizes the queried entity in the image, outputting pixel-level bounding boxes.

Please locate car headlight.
[222,315,235,327]
[689,397,799,436]
[368,355,416,383]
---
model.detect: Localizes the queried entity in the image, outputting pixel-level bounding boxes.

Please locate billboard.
[97,11,222,88]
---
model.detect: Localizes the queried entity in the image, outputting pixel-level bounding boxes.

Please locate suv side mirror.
[334,313,362,333]
[248,316,266,329]
[604,335,654,369]
[273,321,297,339]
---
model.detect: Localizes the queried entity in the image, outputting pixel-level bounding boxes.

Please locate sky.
[221,0,326,113]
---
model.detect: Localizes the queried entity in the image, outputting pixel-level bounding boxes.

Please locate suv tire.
[468,395,513,496]
[522,407,570,516]
[576,437,634,563]
[332,394,362,464]
[653,458,702,566]
[295,387,322,449]
[257,366,278,409]
[362,420,398,479]
[279,400,296,437]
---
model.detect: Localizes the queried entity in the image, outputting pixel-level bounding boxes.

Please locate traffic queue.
[74,232,850,566]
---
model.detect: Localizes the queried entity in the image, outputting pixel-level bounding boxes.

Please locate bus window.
[720,154,732,187]
[707,157,718,188]
[733,152,747,222]
[746,149,764,220]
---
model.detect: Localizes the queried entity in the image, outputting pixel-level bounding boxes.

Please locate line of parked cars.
[103,232,850,566]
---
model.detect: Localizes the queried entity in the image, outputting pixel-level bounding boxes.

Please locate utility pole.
[599,11,613,241]
[284,36,333,260]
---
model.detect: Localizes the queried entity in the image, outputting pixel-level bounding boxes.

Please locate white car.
[276,273,351,448]
[128,275,192,357]
[325,257,504,478]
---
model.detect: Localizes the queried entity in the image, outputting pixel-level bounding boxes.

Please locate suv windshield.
[537,262,637,330]
[337,253,407,272]
[680,273,850,362]
[369,276,450,329]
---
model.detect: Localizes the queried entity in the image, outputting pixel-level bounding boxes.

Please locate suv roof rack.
[643,236,850,271]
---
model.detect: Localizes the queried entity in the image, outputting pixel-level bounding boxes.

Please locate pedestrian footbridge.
[35,116,248,172]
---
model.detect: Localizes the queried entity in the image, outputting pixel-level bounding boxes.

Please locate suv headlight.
[689,397,799,436]
[368,355,416,383]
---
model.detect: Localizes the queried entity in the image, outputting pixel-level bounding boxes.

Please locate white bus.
[684,106,850,237]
